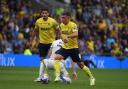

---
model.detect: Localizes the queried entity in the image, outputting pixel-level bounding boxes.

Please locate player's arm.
[31,28,39,40]
[47,48,52,58]
[68,25,78,38]
[47,44,53,58]
[71,59,77,80]
[63,26,78,43]
[67,31,78,38]
[55,28,61,39]
[53,20,61,39]
[30,21,39,49]
[55,24,62,39]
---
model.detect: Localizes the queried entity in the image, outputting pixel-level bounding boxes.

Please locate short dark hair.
[62,12,71,17]
[41,8,49,12]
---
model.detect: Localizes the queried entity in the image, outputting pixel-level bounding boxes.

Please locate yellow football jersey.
[60,21,78,49]
[35,17,57,44]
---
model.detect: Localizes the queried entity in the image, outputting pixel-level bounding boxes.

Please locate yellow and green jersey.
[35,17,57,44]
[60,21,78,49]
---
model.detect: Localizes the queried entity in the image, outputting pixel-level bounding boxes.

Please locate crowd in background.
[0,0,128,57]
[61,0,128,57]
[0,0,35,54]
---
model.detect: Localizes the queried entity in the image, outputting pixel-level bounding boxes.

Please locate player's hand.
[30,38,39,50]
[72,72,77,80]
[30,46,34,51]
[63,36,68,43]
[29,41,35,51]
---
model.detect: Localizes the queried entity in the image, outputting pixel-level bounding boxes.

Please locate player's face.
[41,11,49,20]
[60,15,70,25]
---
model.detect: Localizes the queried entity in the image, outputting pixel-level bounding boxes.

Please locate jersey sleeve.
[72,24,78,32]
[53,19,58,30]
[34,20,39,30]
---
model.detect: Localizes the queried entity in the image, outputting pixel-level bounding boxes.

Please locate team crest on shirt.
[40,23,52,30]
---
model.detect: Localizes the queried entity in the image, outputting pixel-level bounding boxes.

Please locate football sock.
[54,60,61,77]
[82,65,94,78]
[42,60,48,75]
[39,61,44,78]
[60,62,69,77]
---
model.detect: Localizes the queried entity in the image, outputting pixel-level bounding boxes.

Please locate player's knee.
[43,59,48,66]
[77,62,84,69]
[54,54,63,60]
[43,59,47,62]
[40,57,45,61]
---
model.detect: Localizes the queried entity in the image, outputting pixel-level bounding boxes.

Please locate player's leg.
[54,48,69,82]
[45,58,69,76]
[34,59,50,84]
[60,62,69,77]
[41,43,52,74]
[34,58,46,82]
[60,62,72,83]
[54,55,63,82]
[41,59,51,80]
[45,57,71,83]
[45,59,71,83]
[77,62,95,85]
[70,48,95,86]
[34,58,49,82]
[34,43,51,82]
[46,59,55,69]
[34,61,44,81]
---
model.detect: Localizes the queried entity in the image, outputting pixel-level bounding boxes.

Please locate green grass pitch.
[0,67,128,89]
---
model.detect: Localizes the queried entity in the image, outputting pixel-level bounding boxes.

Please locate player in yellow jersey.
[31,8,60,82]
[54,12,95,86]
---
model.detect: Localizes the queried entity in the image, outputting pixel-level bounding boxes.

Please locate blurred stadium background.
[0,0,128,89]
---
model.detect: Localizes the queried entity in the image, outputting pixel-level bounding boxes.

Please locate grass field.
[0,67,128,89]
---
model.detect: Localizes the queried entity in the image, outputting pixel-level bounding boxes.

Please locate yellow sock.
[54,60,61,77]
[82,66,94,78]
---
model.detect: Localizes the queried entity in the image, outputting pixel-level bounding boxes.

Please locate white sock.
[39,62,44,78]
[60,62,69,77]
